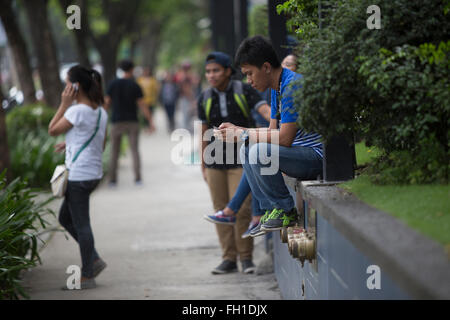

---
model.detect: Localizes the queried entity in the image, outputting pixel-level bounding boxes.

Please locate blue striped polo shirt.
[270,68,323,158]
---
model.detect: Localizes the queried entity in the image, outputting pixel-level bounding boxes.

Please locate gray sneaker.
[93,258,107,278]
[250,222,267,238]
[211,260,238,275]
[241,259,256,274]
[249,210,271,237]
[260,208,298,231]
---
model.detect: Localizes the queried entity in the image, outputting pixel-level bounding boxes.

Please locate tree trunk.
[129,38,139,63]
[0,88,11,181]
[23,0,63,109]
[59,0,91,67]
[73,28,91,68]
[87,0,141,86]
[0,0,36,105]
[95,35,119,87]
[141,21,162,71]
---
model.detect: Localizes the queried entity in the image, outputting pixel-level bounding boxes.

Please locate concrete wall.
[273,183,411,300]
[273,214,410,299]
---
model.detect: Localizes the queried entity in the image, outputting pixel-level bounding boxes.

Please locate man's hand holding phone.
[214,123,244,142]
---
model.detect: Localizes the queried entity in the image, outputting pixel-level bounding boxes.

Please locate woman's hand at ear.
[61,83,77,108]
[48,84,76,136]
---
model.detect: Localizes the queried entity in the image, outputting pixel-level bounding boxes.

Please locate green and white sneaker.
[250,210,271,238]
[260,208,298,231]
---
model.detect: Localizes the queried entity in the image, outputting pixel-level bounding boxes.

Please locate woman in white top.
[48,65,108,290]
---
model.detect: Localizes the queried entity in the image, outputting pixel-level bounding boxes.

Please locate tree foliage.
[249,4,269,37]
[156,0,209,69]
[277,0,318,40]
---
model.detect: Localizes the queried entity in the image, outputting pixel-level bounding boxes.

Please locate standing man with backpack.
[198,52,270,275]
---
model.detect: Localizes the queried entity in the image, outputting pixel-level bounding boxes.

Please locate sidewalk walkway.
[22,108,281,300]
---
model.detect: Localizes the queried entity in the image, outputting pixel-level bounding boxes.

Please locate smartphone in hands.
[72,83,79,92]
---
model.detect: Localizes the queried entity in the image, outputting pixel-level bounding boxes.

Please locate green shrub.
[280,0,449,184]
[358,43,449,184]
[8,129,64,188]
[6,104,63,188]
[6,104,55,142]
[368,136,449,185]
[277,0,318,41]
[249,4,269,37]
[0,170,55,299]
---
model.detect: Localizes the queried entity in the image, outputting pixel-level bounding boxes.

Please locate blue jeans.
[227,172,265,217]
[251,109,270,128]
[240,142,322,212]
[58,179,100,278]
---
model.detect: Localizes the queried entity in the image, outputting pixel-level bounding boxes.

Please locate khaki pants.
[109,122,141,182]
[205,167,253,262]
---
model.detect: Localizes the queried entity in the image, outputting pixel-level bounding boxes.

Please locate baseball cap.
[205,52,236,74]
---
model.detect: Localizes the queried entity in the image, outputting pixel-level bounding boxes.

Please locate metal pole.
[268,0,288,60]
[210,0,236,57]
[318,1,356,181]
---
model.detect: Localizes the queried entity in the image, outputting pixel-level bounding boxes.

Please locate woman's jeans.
[227,172,265,217]
[240,142,323,212]
[58,179,100,278]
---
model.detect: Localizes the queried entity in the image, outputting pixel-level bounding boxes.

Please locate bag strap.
[203,81,250,125]
[71,109,102,163]
[232,80,250,120]
[203,88,213,124]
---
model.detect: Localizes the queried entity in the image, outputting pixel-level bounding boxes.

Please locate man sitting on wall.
[215,36,323,236]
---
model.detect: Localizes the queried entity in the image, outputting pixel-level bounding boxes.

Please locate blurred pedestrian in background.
[137,66,160,127]
[104,60,155,187]
[175,61,200,133]
[159,71,179,133]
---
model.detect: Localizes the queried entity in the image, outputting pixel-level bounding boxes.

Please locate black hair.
[235,35,281,69]
[119,59,134,72]
[68,65,104,106]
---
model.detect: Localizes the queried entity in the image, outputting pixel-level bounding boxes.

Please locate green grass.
[355,142,382,166]
[341,175,450,246]
[340,143,450,249]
